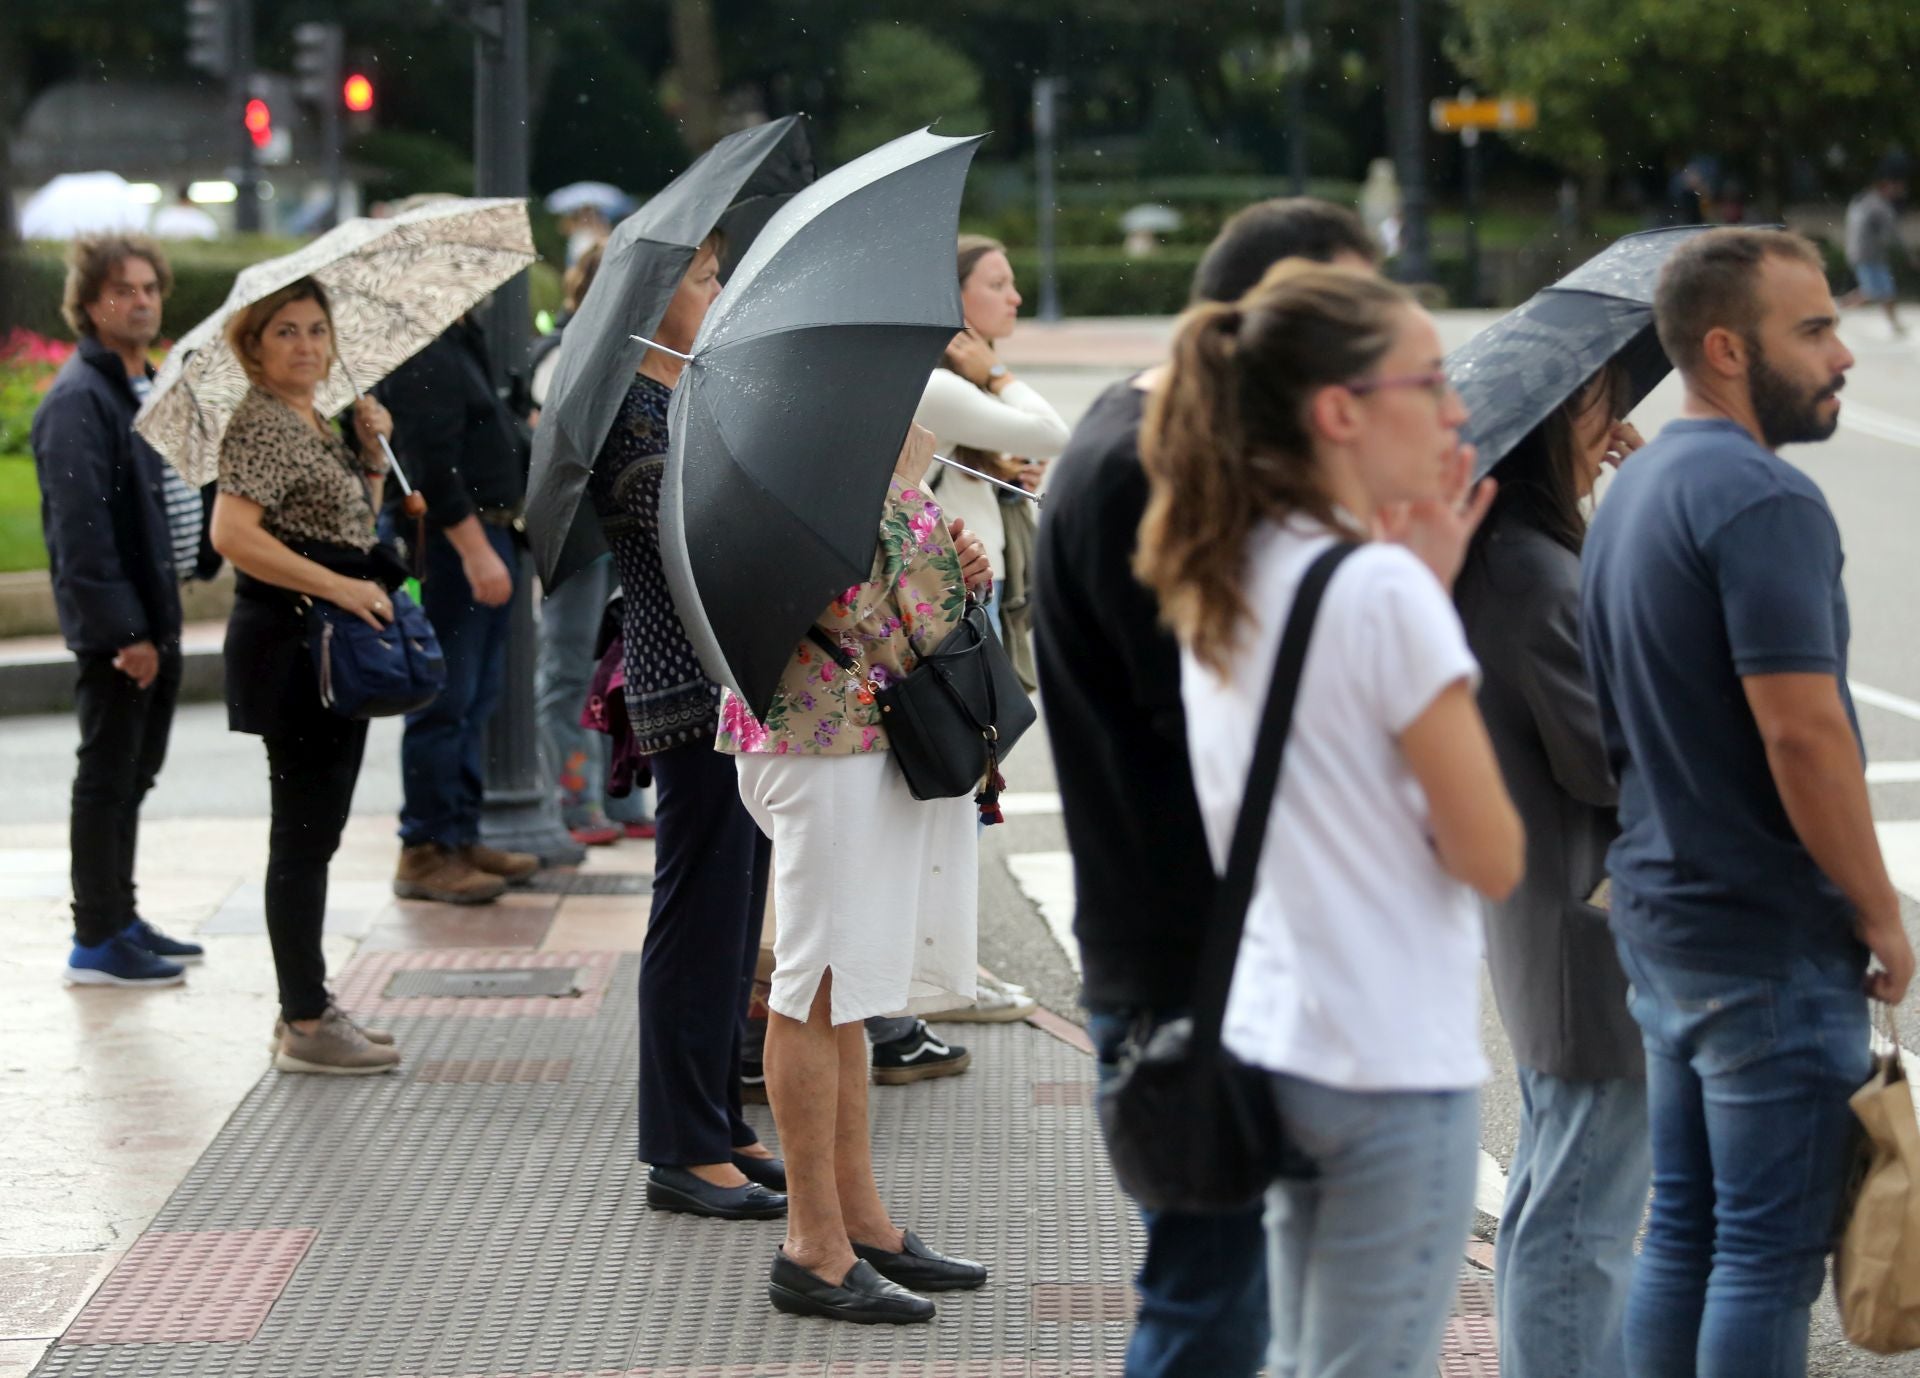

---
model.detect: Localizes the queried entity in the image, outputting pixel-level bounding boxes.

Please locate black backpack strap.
[1189,540,1362,1056]
[807,627,859,674]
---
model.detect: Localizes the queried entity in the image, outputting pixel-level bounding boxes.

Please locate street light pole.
[1286,0,1309,196]
[1393,0,1432,284]
[229,0,262,232]
[1033,76,1063,324]
[471,0,583,865]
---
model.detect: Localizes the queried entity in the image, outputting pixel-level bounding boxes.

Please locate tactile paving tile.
[331,948,616,1019]
[520,871,654,895]
[1029,1082,1096,1108]
[61,1229,316,1345]
[413,1058,573,1085]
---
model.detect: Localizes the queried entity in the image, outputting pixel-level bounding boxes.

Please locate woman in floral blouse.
[721,422,996,1326]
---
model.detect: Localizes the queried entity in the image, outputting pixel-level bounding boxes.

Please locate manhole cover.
[520,872,654,896]
[383,968,582,999]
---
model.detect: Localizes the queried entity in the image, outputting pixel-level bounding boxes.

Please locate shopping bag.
[1836,1007,1920,1354]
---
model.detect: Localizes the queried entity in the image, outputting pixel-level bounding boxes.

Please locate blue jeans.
[1089,1011,1269,1378]
[1264,1073,1480,1378]
[396,520,517,848]
[1615,939,1869,1378]
[535,553,647,828]
[1495,1067,1650,1378]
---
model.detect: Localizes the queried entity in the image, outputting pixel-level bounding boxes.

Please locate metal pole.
[472,0,582,865]
[1286,0,1309,196]
[1462,126,1482,307]
[321,29,344,232]
[1393,0,1431,283]
[1034,76,1062,323]
[230,0,262,233]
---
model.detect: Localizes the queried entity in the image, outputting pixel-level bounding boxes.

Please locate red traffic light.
[343,73,374,113]
[244,97,272,148]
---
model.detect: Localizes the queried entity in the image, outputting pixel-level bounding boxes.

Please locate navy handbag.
[307,587,445,719]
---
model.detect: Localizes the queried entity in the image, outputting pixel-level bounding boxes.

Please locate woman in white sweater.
[914,236,1069,640]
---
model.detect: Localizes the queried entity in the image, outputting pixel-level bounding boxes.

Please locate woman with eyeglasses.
[1135,260,1524,1375]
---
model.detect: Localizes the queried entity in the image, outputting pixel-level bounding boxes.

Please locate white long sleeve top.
[911,368,1069,566]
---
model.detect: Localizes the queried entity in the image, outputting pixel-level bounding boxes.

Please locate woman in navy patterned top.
[585,235,786,1219]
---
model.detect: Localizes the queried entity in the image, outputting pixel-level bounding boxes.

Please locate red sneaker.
[569,823,622,847]
[622,821,658,840]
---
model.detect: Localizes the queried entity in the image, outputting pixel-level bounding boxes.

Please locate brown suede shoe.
[393,843,507,904]
[274,1007,401,1076]
[461,843,540,884]
[270,1004,394,1054]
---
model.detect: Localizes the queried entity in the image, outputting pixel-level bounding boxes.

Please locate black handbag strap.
[1189,540,1361,1056]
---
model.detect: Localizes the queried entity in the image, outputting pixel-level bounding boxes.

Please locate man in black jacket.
[34,233,218,987]
[378,313,540,903]
[1031,200,1377,1378]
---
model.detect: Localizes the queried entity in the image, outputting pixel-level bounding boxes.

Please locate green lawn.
[0,456,47,572]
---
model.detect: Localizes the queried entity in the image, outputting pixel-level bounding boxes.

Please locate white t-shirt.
[1182,520,1487,1092]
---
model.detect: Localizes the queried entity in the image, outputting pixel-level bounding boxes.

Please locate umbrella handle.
[932,453,1042,505]
[628,333,697,363]
[338,350,427,517]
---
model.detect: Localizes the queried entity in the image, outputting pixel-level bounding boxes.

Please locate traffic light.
[185,0,230,76]
[343,73,374,113]
[244,97,272,149]
[292,21,343,104]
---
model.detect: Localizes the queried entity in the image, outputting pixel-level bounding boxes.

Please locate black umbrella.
[1447,225,1720,478]
[524,114,815,588]
[659,127,987,718]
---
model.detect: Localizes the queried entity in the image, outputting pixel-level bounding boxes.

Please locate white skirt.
[737,750,978,1025]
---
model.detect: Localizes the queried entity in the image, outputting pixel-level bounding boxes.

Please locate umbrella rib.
[700,317,958,359]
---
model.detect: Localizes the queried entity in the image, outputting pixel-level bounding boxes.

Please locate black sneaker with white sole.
[869,1020,970,1085]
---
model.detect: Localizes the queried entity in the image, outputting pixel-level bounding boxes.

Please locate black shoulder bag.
[809,595,1037,820]
[1098,540,1359,1213]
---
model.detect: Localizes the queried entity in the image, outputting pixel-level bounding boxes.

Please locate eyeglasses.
[1345,370,1455,402]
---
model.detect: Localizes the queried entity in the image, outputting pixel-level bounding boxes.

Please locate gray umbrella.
[524,115,814,588]
[660,127,987,719]
[1447,225,1719,478]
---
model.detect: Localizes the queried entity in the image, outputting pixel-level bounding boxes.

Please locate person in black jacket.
[34,233,219,988]
[1030,200,1377,1378]
[376,313,540,903]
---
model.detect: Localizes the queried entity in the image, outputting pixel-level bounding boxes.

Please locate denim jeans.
[535,552,646,828]
[1615,938,1870,1378]
[1263,1072,1480,1378]
[397,520,516,848]
[1088,1011,1269,1378]
[1495,1067,1650,1378]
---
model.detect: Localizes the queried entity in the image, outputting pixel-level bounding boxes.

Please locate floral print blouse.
[717,475,968,755]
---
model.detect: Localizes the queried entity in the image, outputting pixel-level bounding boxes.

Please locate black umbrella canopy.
[1447,225,1718,478]
[661,128,988,719]
[524,114,815,588]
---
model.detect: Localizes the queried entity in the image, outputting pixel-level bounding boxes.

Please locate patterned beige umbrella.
[134,196,536,486]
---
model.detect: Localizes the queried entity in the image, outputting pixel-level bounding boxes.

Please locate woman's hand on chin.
[1376,441,1495,592]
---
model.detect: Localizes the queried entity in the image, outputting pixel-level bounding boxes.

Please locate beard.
[1747,341,1841,447]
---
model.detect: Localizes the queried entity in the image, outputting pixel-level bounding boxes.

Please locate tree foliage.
[831,23,987,164]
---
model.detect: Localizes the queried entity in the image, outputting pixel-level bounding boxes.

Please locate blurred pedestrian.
[377,313,540,903]
[150,185,219,241]
[722,421,996,1325]
[1584,228,1917,1376]
[1455,364,1650,1378]
[35,232,217,987]
[1136,262,1523,1377]
[1034,197,1378,1378]
[208,276,402,1074]
[583,233,785,1220]
[530,244,654,846]
[1839,163,1907,336]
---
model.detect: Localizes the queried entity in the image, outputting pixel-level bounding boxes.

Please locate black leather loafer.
[732,1151,788,1191]
[767,1250,935,1324]
[852,1229,988,1291]
[646,1165,787,1220]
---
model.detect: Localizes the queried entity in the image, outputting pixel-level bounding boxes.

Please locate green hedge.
[1002,247,1208,317]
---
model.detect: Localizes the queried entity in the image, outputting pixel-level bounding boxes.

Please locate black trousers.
[637,741,771,1165]
[70,648,182,945]
[263,710,368,1021]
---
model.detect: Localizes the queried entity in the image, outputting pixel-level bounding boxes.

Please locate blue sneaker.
[65,935,186,987]
[123,918,205,963]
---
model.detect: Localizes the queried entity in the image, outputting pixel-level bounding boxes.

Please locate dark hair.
[1654,228,1827,376]
[62,233,174,338]
[224,277,335,386]
[1480,363,1629,558]
[1137,261,1412,672]
[1191,199,1379,305]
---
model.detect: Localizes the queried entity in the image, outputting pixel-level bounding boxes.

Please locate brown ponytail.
[1135,261,1412,675]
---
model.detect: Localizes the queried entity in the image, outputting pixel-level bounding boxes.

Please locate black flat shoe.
[732,1151,787,1191]
[646,1165,787,1220]
[767,1250,934,1324]
[852,1229,988,1292]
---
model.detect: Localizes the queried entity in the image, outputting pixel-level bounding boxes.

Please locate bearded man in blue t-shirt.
[1582,227,1915,1376]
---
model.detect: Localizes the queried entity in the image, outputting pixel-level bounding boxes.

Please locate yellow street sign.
[1430,97,1538,133]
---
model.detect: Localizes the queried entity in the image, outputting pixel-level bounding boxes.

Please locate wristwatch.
[986,363,1009,384]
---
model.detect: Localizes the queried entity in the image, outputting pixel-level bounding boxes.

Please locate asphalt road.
[3,310,1917,1372]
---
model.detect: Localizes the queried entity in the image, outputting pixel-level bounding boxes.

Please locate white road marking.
[1868,761,1920,784]
[1852,680,1920,723]
[1007,850,1080,975]
[998,791,1063,816]
[1477,1150,1509,1221]
[1841,401,1920,451]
